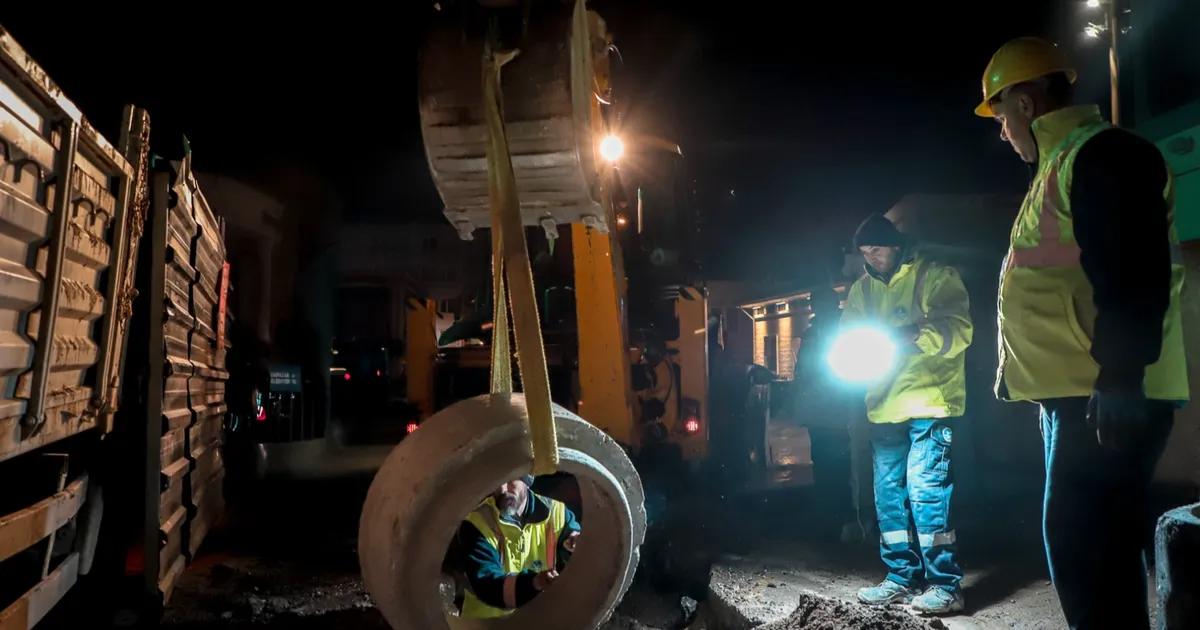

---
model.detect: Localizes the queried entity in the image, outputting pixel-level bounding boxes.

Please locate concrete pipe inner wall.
[359,393,646,630]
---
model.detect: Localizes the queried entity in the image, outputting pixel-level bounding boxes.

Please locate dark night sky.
[2,2,1117,279]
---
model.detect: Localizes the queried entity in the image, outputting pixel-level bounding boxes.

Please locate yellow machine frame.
[405,297,437,422]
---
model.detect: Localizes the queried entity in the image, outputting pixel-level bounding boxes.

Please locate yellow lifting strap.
[482,46,560,476]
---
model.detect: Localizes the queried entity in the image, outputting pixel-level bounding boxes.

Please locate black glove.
[1086,386,1147,450]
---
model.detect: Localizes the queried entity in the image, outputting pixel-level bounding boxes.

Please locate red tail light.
[406,422,419,434]
[343,373,351,381]
[682,397,702,434]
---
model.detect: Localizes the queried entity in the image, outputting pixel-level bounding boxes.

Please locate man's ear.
[1016,92,1038,121]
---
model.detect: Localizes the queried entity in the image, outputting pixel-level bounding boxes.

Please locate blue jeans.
[1040,398,1174,630]
[869,418,962,591]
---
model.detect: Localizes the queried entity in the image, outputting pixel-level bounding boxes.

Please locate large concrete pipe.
[1156,502,1200,630]
[359,394,646,630]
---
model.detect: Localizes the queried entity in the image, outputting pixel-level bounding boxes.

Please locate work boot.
[857,580,919,605]
[911,586,965,615]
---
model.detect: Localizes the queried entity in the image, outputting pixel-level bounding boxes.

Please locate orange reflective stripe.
[545,519,558,570]
[1008,168,1082,269]
[502,575,518,608]
[1009,166,1187,269]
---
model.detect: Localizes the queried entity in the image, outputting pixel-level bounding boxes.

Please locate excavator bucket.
[419,0,615,239]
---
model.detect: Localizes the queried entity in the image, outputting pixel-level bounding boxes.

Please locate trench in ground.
[96,468,1135,630]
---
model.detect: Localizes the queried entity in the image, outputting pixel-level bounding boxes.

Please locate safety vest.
[843,254,972,424]
[996,105,1188,403]
[460,496,568,619]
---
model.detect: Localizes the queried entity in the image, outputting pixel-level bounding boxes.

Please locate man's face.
[860,245,900,275]
[493,479,529,519]
[990,90,1038,163]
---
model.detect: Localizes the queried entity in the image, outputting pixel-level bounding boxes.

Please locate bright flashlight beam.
[1086,0,1100,7]
[827,326,898,384]
[600,135,625,162]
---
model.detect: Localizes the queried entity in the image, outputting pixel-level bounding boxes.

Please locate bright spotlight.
[600,135,625,162]
[1086,0,1100,7]
[827,326,898,384]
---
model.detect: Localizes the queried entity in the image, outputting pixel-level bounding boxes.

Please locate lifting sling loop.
[482,44,560,476]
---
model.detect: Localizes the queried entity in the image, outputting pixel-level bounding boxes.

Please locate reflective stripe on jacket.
[843,254,973,424]
[995,105,1188,402]
[460,496,568,619]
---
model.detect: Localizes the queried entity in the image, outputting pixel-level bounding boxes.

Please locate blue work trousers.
[1040,397,1174,630]
[869,418,962,591]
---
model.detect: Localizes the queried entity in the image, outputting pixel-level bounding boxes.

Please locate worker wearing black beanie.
[842,211,974,615]
[854,213,907,250]
[853,214,911,282]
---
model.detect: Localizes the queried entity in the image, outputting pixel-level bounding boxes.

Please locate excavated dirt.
[758,594,944,630]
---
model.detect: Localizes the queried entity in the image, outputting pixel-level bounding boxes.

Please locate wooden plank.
[0,475,86,564]
[0,552,79,630]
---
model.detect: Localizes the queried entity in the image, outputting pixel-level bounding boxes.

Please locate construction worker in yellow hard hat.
[977,37,1187,630]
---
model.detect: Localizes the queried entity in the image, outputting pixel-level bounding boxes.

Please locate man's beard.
[496,492,521,519]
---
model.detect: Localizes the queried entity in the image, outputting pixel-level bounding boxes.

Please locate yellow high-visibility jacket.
[460,496,569,619]
[996,105,1188,402]
[842,254,974,424]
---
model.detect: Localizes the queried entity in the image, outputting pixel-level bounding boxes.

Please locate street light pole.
[1108,0,1121,125]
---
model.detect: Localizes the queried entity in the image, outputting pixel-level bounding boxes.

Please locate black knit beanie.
[853,214,905,249]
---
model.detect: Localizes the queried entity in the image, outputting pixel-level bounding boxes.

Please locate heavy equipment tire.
[359,393,646,630]
[76,480,104,575]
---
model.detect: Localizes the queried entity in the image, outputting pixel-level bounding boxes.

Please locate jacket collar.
[1030,105,1105,166]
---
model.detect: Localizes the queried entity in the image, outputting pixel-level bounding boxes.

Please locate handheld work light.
[826,326,898,384]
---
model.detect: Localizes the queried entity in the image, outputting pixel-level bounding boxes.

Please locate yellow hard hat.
[974,37,1077,117]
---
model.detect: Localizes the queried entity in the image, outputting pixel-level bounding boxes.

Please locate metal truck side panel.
[144,166,196,605]
[0,25,136,462]
[178,155,228,560]
[142,155,229,606]
[0,26,145,630]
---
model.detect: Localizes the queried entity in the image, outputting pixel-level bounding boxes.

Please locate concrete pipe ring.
[359,393,646,630]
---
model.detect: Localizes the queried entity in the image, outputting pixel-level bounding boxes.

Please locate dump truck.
[0,25,233,629]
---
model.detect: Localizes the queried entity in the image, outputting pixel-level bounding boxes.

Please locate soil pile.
[761,593,946,630]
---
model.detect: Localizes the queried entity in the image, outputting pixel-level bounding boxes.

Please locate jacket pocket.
[1061,293,1097,363]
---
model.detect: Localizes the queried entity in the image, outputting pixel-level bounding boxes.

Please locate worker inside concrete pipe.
[446,475,582,619]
